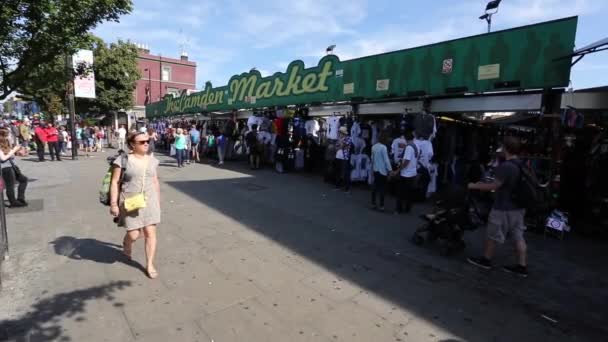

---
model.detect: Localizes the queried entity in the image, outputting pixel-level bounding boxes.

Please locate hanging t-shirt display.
[413,112,437,139]
[274,118,287,136]
[327,116,341,140]
[305,119,320,137]
[247,116,263,131]
[350,121,361,138]
[260,116,272,132]
[370,122,379,145]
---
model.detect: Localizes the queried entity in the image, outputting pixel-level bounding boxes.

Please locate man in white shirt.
[117,125,127,151]
[391,134,407,166]
[414,137,434,170]
[391,131,418,214]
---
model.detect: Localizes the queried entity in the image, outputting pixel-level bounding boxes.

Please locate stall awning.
[309,105,353,117]
[431,94,542,113]
[358,101,423,115]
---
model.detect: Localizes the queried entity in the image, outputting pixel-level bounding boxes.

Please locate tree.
[43,94,64,123]
[0,0,133,100]
[76,39,140,114]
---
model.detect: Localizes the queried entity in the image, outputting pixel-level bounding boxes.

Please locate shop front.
[143,17,608,237]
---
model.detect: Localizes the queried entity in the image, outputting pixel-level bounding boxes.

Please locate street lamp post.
[144,68,152,104]
[479,0,502,33]
[65,54,78,160]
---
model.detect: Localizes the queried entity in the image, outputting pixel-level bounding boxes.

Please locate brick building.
[131,45,197,118]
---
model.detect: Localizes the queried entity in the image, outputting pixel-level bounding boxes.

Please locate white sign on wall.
[376,79,390,91]
[73,49,96,99]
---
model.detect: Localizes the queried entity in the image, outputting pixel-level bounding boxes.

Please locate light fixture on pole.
[326,45,336,55]
[479,0,502,33]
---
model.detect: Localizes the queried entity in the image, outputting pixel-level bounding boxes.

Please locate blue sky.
[94,0,607,91]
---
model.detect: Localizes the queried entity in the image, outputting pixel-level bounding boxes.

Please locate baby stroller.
[411,186,489,256]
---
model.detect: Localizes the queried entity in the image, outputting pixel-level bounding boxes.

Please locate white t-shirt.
[400,145,418,178]
[247,116,263,131]
[326,117,341,140]
[257,131,272,144]
[305,120,320,137]
[414,138,434,169]
[61,131,68,141]
[118,128,127,139]
[391,137,407,164]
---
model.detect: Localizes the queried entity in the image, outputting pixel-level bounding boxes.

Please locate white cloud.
[227,0,367,48]
[302,21,464,62]
[498,0,601,25]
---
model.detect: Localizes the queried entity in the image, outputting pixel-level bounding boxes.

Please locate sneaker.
[467,257,493,270]
[502,264,529,278]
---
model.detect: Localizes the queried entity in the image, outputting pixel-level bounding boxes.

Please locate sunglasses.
[135,140,150,145]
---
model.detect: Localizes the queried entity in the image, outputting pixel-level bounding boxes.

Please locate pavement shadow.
[0,281,131,342]
[50,237,146,274]
[164,164,607,341]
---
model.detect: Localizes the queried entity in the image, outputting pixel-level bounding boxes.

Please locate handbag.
[123,157,149,213]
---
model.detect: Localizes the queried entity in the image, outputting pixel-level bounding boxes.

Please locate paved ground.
[0,150,607,342]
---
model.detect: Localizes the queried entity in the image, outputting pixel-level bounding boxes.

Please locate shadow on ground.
[50,237,146,274]
[0,281,131,342]
[163,163,607,341]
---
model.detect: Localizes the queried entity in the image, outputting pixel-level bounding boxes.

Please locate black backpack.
[508,160,541,211]
[408,143,431,199]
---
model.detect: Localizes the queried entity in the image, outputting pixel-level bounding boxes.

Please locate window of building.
[167,87,180,97]
[161,66,171,81]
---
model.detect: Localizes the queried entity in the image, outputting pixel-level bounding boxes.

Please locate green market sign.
[147,16,578,118]
[164,59,334,114]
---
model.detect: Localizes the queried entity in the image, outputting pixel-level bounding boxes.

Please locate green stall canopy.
[146,16,577,118]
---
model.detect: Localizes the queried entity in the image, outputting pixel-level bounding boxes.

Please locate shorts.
[486,209,526,244]
[88,138,94,146]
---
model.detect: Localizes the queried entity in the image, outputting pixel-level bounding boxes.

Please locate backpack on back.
[509,160,541,211]
[99,153,127,206]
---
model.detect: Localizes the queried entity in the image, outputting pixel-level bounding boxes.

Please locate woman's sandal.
[147,268,159,279]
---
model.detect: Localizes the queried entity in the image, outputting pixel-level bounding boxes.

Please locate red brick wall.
[135,52,197,107]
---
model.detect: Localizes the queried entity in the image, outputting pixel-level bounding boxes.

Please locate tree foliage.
[0,0,133,100]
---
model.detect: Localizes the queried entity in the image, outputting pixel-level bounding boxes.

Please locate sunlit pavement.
[1,151,606,342]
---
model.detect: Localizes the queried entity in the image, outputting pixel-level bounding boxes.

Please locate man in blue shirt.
[371,134,392,211]
[189,125,201,163]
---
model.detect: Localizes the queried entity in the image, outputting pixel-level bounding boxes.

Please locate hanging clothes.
[326,116,341,140]
[413,112,437,140]
[350,121,361,138]
[305,119,320,137]
[370,122,379,145]
[350,154,371,182]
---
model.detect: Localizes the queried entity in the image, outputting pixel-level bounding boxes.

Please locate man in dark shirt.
[467,137,528,277]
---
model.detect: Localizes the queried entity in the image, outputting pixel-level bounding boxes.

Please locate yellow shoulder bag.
[124,157,149,212]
